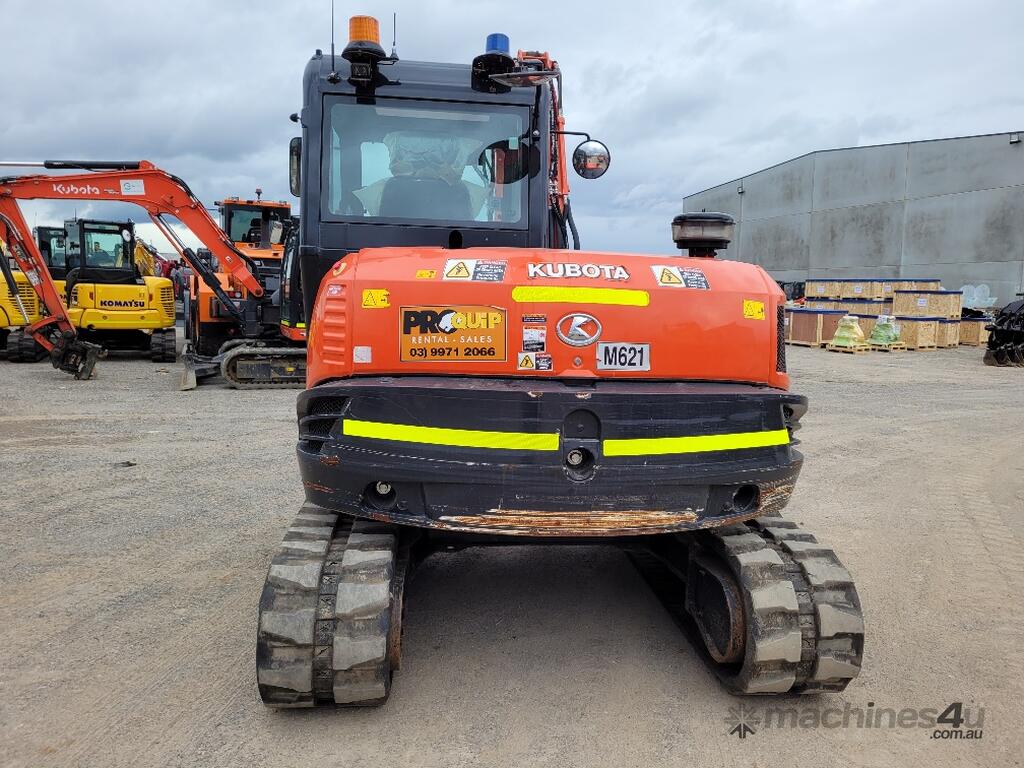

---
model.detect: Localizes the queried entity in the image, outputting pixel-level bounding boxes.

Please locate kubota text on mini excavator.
[0,161,304,385]
[255,19,863,708]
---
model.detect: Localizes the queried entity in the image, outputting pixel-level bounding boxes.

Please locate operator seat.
[379,177,471,221]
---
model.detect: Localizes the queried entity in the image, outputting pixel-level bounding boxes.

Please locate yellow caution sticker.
[518,352,535,370]
[362,289,390,309]
[415,269,437,279]
[659,267,682,285]
[444,260,472,279]
[743,299,766,320]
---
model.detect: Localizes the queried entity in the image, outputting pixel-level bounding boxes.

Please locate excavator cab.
[55,218,177,361]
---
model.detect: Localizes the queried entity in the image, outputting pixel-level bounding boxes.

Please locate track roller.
[631,512,864,694]
[257,504,410,707]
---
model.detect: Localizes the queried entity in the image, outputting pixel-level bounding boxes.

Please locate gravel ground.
[1,342,1021,768]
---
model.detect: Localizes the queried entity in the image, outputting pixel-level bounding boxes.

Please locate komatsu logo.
[527,263,630,281]
[52,183,101,195]
[99,299,146,308]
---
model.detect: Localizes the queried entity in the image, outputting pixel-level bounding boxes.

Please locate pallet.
[906,344,938,351]
[826,342,871,354]
[869,341,907,352]
[786,339,825,348]
[958,340,987,347]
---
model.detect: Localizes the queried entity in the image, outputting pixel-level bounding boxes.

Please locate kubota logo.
[556,313,602,346]
[52,182,101,195]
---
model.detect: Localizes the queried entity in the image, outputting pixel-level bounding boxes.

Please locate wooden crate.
[881,280,896,299]
[959,318,991,346]
[892,280,917,292]
[783,308,793,341]
[787,309,846,346]
[914,279,942,290]
[806,279,843,299]
[893,316,939,349]
[936,320,961,348]
[805,299,837,310]
[835,299,888,316]
[840,279,887,300]
[892,290,962,319]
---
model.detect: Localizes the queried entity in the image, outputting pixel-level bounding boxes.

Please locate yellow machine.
[37,219,177,361]
[1,240,45,360]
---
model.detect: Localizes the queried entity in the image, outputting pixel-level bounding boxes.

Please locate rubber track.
[257,504,407,707]
[631,513,863,694]
[150,329,177,363]
[6,329,45,362]
[220,345,306,390]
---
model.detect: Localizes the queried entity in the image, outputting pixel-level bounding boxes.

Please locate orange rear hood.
[307,247,788,389]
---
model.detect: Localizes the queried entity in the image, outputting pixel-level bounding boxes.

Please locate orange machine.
[184,193,299,356]
[255,20,862,711]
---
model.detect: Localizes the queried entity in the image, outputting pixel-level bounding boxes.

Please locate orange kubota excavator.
[0,161,303,386]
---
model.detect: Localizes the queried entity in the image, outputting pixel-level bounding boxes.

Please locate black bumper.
[296,377,807,537]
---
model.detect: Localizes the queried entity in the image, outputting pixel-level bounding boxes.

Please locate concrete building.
[683,131,1024,305]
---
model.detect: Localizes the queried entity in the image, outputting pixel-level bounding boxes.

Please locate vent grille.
[160,286,175,318]
[17,283,38,313]
[776,306,787,372]
[298,396,349,454]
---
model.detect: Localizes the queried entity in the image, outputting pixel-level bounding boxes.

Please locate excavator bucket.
[179,340,220,390]
[51,337,104,380]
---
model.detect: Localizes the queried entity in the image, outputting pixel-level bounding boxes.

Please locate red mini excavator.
[255,19,864,708]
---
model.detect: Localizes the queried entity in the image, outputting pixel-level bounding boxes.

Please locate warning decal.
[651,265,710,289]
[517,352,552,371]
[443,259,507,282]
[361,289,390,308]
[400,306,506,362]
[415,269,437,279]
[742,300,766,320]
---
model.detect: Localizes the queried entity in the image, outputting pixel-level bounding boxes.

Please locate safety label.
[361,289,390,308]
[743,299,766,320]
[651,265,710,289]
[522,313,546,324]
[522,326,546,352]
[415,269,437,279]
[400,306,506,362]
[517,352,552,371]
[443,259,507,282]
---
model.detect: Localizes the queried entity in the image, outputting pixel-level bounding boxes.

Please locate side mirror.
[288,137,301,197]
[477,139,537,184]
[572,140,611,179]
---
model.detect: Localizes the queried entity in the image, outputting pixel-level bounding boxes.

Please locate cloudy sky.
[2,0,1020,255]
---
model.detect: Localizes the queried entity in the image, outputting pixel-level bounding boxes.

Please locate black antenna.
[327,0,340,83]
[391,12,398,59]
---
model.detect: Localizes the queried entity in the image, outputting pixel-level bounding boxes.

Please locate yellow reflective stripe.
[511,286,650,307]
[603,429,790,457]
[295,322,306,328]
[342,419,560,451]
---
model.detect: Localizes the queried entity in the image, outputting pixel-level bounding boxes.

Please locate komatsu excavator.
[0,162,304,385]
[255,18,864,707]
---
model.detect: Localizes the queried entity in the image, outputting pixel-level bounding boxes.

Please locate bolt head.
[566,449,584,467]
[375,481,392,495]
